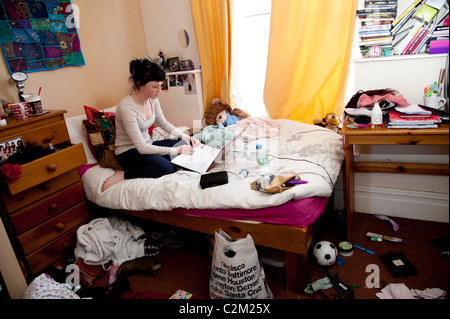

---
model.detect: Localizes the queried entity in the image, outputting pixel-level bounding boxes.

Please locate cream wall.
[0,0,149,298]
[140,0,200,69]
[0,0,149,118]
[0,217,27,298]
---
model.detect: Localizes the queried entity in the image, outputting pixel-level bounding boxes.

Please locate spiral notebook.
[171,129,244,174]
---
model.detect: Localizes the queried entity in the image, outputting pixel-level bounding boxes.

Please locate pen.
[353,244,374,255]
[286,180,308,185]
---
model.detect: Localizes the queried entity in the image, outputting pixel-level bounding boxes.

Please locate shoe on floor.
[117,256,162,278]
[152,230,184,248]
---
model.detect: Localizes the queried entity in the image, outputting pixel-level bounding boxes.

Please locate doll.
[202,99,250,128]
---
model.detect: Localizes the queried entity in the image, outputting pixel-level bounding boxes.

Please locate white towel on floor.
[74,217,146,267]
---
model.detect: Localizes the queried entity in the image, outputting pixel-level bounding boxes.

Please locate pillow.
[84,105,115,120]
[82,116,121,170]
[84,105,154,135]
[65,114,97,165]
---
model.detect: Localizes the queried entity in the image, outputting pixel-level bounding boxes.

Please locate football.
[312,241,337,266]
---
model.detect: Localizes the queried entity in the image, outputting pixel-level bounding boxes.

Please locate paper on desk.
[344,107,372,117]
[394,104,432,115]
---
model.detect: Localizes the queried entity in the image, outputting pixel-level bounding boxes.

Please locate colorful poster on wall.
[0,0,85,74]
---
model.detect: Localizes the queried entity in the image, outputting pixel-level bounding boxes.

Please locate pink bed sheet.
[78,164,97,177]
[173,196,328,228]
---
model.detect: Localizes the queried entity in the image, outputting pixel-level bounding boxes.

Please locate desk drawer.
[26,226,81,275]
[19,201,90,255]
[4,143,86,195]
[10,182,86,234]
[1,121,70,148]
[1,169,81,213]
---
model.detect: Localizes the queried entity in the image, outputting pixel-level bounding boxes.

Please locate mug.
[423,96,446,110]
[23,93,43,114]
[10,102,29,120]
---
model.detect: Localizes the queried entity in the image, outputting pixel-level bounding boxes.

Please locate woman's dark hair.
[129,58,166,89]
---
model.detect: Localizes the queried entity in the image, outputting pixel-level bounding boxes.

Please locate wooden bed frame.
[118,208,320,294]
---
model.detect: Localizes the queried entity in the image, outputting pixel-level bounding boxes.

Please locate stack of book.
[74,258,109,285]
[392,0,449,55]
[357,0,398,57]
[427,22,449,54]
[385,104,442,128]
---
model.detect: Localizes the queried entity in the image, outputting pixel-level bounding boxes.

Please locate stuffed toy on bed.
[202,98,250,128]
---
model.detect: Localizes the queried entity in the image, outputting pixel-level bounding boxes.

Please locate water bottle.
[256,144,271,176]
[371,100,382,127]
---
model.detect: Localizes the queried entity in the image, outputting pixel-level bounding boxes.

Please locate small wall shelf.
[165,69,202,76]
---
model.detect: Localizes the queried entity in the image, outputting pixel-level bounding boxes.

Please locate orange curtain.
[189,0,234,110]
[263,0,357,123]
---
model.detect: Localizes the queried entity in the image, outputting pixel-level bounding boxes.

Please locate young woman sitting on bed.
[101,58,201,192]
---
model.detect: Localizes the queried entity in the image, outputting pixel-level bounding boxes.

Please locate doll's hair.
[203,100,250,126]
[130,58,166,89]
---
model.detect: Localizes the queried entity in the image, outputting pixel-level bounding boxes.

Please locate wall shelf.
[165,69,201,76]
[354,53,448,63]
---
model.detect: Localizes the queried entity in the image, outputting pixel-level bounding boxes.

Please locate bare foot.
[101,171,125,192]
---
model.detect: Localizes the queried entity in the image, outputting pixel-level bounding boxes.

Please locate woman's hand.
[187,136,201,148]
[178,145,194,155]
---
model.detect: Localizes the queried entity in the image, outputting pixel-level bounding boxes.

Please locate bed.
[66,110,344,293]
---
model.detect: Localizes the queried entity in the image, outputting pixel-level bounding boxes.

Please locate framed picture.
[166,57,180,72]
[180,59,195,71]
[1,136,24,163]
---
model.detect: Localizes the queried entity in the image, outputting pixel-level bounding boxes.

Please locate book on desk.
[385,103,447,128]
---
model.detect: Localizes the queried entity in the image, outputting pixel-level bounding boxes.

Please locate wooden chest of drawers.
[0,110,90,278]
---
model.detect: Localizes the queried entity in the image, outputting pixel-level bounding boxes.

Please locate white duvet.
[82,119,344,211]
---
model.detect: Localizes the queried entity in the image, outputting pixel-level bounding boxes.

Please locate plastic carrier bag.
[250,172,299,194]
[209,229,273,299]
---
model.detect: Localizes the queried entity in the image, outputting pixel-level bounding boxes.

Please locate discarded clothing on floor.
[23,273,80,299]
[304,277,333,294]
[74,217,148,267]
[376,283,446,299]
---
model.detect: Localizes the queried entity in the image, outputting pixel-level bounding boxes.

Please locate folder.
[414,4,438,23]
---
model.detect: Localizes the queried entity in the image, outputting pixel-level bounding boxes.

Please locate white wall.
[139,0,200,67]
[139,0,203,127]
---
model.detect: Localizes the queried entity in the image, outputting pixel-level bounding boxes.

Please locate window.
[231,0,271,117]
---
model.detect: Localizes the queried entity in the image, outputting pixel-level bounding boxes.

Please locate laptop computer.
[171,128,244,174]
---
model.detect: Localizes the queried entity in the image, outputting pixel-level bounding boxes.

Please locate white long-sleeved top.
[114,95,189,156]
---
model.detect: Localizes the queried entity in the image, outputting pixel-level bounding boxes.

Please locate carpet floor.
[93,211,449,300]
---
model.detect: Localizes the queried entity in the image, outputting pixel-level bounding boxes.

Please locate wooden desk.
[340,122,449,240]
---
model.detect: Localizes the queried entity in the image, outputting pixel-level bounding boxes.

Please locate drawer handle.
[54,223,65,232]
[41,182,51,191]
[47,163,57,172]
[42,135,55,144]
[49,203,58,211]
[27,138,37,147]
